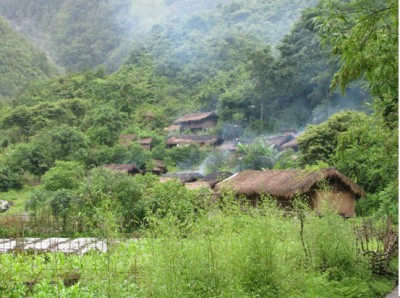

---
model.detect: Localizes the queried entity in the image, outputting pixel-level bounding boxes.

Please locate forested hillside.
[0,1,376,184]
[0,0,397,296]
[0,16,56,102]
[0,0,317,71]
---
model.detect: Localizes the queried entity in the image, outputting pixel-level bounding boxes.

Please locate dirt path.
[386,286,398,298]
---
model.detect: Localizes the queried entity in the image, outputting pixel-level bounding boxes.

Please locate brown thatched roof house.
[215,168,365,218]
[265,135,295,150]
[280,138,299,151]
[103,164,142,175]
[164,124,183,133]
[172,111,218,132]
[138,138,153,150]
[166,135,222,148]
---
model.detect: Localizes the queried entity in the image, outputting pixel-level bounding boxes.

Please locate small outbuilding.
[138,138,153,150]
[215,168,365,218]
[280,138,299,151]
[265,135,295,151]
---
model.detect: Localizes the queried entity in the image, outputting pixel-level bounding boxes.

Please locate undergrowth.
[0,197,396,297]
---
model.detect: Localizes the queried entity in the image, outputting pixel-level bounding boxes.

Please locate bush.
[165,144,205,170]
[0,166,22,192]
[42,161,85,191]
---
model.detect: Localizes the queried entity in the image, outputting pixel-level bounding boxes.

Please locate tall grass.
[138,197,379,297]
[0,196,395,297]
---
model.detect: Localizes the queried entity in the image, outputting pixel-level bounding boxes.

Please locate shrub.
[42,161,85,191]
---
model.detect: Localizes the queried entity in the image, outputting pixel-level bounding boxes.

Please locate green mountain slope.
[0,0,317,71]
[0,16,57,102]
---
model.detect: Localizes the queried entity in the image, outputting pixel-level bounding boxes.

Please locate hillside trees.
[0,16,56,100]
[297,0,398,217]
[316,0,398,128]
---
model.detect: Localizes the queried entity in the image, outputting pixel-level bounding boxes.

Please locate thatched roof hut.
[216,168,365,198]
[138,138,153,150]
[175,111,216,124]
[164,124,182,133]
[265,135,295,150]
[280,138,298,151]
[215,168,365,217]
[173,111,218,132]
[103,164,142,175]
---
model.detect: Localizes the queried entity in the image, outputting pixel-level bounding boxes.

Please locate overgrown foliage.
[315,0,398,128]
[1,199,396,297]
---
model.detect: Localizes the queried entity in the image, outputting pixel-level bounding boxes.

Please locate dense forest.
[0,16,56,103]
[0,0,397,296]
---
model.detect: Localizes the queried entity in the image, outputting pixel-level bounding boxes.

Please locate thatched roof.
[174,111,216,124]
[201,171,233,188]
[281,138,298,150]
[164,124,182,132]
[139,138,153,145]
[215,168,366,199]
[265,135,295,148]
[167,135,221,146]
[103,164,142,175]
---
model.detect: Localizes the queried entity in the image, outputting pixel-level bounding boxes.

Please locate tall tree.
[316,0,398,128]
[248,47,276,131]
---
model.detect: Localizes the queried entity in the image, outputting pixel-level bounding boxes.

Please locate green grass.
[0,185,37,215]
[0,186,35,216]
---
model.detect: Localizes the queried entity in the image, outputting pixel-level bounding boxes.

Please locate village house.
[265,134,295,151]
[167,111,218,133]
[215,168,365,218]
[138,138,153,150]
[280,138,299,151]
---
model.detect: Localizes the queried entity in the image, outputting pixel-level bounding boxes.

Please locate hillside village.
[110,111,300,175]
[0,0,397,296]
[101,111,367,219]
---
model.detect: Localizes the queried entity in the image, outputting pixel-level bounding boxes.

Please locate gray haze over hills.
[0,0,317,71]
